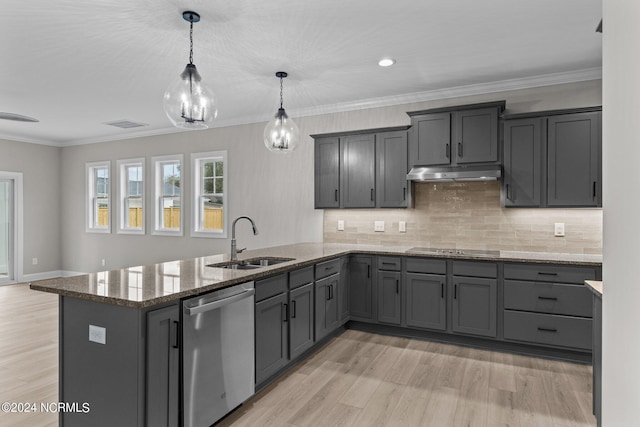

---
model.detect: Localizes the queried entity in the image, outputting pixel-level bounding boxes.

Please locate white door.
[0,179,13,284]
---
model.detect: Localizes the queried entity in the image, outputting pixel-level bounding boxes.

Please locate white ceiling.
[0,0,602,146]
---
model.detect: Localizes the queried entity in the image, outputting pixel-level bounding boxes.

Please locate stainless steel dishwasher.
[182,281,255,427]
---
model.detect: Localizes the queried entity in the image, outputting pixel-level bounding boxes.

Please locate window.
[191,151,227,237]
[153,154,183,235]
[86,161,111,233]
[117,158,145,234]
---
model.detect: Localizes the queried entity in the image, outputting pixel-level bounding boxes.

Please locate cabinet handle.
[593,181,597,200]
[538,296,558,301]
[458,142,463,157]
[506,184,511,201]
[172,320,180,349]
[283,303,289,322]
[292,300,297,319]
[335,189,338,202]
[367,265,370,278]
[382,262,395,265]
[325,266,335,271]
[441,282,444,298]
[537,327,557,333]
[326,285,331,301]
[403,187,406,201]
[445,143,450,158]
[454,284,458,299]
[537,272,557,276]
[371,188,374,201]
[396,279,399,294]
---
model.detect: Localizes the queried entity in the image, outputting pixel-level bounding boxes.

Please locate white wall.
[0,138,61,277]
[59,79,602,273]
[602,1,640,425]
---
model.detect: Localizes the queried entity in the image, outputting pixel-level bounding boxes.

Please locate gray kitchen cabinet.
[376,130,409,207]
[146,304,179,427]
[377,271,401,325]
[405,272,446,331]
[341,133,376,208]
[339,257,350,323]
[451,261,497,338]
[255,291,289,385]
[315,274,340,340]
[314,137,340,208]
[349,255,374,321]
[407,102,504,168]
[289,282,315,360]
[503,118,542,207]
[547,112,601,207]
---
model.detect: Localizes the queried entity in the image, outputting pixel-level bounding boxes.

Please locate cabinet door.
[341,134,376,208]
[146,304,180,427]
[503,118,542,207]
[289,283,314,360]
[315,275,339,340]
[547,112,601,207]
[255,293,289,385]
[378,271,401,325]
[349,256,373,320]
[409,112,451,166]
[314,137,340,208]
[452,277,497,337]
[376,131,408,207]
[405,273,446,331]
[454,107,499,164]
[339,257,350,323]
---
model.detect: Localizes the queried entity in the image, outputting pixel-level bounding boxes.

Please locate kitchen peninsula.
[31,243,602,426]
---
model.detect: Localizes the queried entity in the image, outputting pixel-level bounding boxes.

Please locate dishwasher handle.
[185,288,255,316]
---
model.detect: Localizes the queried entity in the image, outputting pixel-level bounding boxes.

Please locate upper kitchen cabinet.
[312,126,410,209]
[503,107,601,208]
[407,101,505,168]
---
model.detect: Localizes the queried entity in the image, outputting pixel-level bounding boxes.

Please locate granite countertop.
[29,242,602,308]
[585,280,603,296]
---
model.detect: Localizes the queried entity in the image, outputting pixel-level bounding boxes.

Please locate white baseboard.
[22,270,86,282]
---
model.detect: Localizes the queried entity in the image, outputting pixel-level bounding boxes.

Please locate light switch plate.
[554,222,565,237]
[399,221,406,233]
[374,221,385,232]
[337,220,345,231]
[89,325,106,345]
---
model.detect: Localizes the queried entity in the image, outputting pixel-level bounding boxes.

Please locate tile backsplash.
[323,181,602,254]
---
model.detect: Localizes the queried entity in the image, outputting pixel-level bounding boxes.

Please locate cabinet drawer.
[315,258,341,280]
[255,274,288,302]
[405,257,447,274]
[504,310,592,351]
[452,261,497,278]
[377,256,401,271]
[504,280,592,317]
[504,263,596,284]
[289,266,314,290]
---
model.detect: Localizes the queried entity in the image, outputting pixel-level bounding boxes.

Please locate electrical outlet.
[554,223,565,237]
[101,258,106,267]
[374,221,385,232]
[32,257,38,265]
[89,325,106,345]
[399,221,406,233]
[337,220,345,231]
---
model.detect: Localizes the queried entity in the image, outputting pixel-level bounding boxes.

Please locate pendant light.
[264,72,299,152]
[163,11,217,130]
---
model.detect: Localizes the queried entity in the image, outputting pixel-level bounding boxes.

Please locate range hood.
[407,164,502,182]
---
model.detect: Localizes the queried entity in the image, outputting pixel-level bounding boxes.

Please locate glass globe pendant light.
[264,72,299,152]
[163,11,217,130]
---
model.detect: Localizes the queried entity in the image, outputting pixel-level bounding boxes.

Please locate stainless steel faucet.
[230,216,259,261]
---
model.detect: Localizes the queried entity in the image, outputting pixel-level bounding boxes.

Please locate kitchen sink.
[208,257,295,270]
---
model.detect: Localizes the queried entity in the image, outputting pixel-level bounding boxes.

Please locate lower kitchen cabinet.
[146,304,179,427]
[349,255,374,321]
[405,272,446,331]
[593,292,602,426]
[315,274,340,340]
[452,276,497,338]
[377,271,401,325]
[255,292,289,385]
[289,282,315,360]
[339,257,350,323]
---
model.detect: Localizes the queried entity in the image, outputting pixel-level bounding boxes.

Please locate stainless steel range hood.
[406,164,501,182]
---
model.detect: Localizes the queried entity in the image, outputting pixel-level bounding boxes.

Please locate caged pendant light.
[163,11,217,130]
[264,72,299,152]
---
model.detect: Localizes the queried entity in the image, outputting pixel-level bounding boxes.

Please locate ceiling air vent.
[104,120,148,129]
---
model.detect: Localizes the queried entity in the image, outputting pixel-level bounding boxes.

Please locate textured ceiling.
[0,0,602,146]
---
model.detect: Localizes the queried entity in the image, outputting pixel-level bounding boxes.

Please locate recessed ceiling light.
[378,58,396,67]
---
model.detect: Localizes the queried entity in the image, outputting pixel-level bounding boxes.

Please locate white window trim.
[191,151,227,238]
[0,171,23,284]
[152,154,184,236]
[86,161,111,234]
[117,158,145,235]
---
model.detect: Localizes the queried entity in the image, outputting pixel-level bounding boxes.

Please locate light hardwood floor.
[0,283,596,427]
